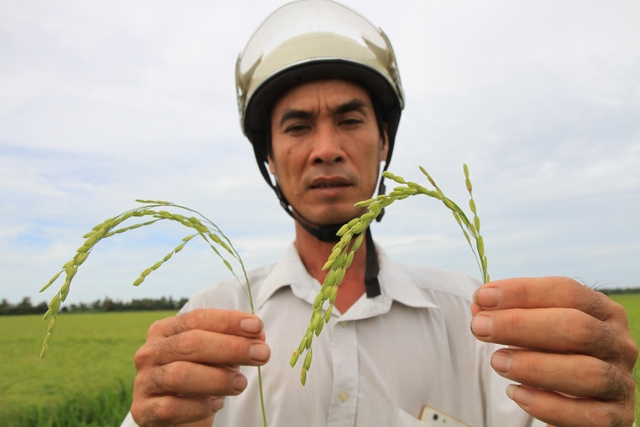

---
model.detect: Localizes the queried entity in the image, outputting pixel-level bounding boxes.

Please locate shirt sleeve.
[119,412,139,427]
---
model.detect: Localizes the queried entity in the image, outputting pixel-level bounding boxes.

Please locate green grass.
[1,311,175,427]
[7,379,133,427]
[3,296,639,426]
[608,293,640,422]
[609,294,640,352]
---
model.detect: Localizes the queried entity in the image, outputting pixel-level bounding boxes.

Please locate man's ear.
[267,156,276,175]
[380,125,389,161]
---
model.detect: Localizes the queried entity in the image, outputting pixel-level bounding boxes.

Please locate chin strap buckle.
[364,227,381,298]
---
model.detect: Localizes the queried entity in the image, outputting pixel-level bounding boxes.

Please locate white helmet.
[236,0,401,296]
[236,0,405,207]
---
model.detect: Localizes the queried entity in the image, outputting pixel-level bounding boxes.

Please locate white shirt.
[121,243,544,427]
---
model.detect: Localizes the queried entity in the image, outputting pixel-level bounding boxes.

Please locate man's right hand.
[130,308,270,427]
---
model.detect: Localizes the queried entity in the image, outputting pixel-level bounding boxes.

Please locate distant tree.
[35,301,48,314]
[18,297,32,308]
[103,297,116,312]
[0,298,9,315]
[0,295,190,315]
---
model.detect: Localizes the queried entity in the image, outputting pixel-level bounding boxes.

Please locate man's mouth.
[310,182,350,189]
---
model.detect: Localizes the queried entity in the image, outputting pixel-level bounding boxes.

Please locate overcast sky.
[1,0,639,307]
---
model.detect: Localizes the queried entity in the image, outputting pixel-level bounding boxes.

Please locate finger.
[136,329,271,368]
[152,362,246,397]
[491,349,635,402]
[137,361,249,397]
[470,308,623,361]
[132,394,223,427]
[472,279,638,370]
[148,309,265,341]
[506,385,635,427]
[472,277,626,324]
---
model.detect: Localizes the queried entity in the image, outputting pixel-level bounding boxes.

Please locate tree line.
[601,287,640,295]
[0,296,189,316]
[2,287,637,316]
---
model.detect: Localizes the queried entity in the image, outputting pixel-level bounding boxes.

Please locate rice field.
[609,293,640,423]
[609,294,640,355]
[2,294,639,426]
[1,311,175,427]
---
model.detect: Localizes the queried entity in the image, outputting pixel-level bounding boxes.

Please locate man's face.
[269,79,388,227]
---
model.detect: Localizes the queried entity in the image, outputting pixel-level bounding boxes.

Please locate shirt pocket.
[393,408,429,427]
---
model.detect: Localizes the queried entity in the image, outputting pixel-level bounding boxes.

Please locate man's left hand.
[471,276,637,427]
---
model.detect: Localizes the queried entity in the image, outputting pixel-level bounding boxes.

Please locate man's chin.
[297,206,365,227]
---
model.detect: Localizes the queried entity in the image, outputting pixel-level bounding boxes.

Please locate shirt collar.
[256,242,440,318]
[256,243,316,309]
[376,245,440,310]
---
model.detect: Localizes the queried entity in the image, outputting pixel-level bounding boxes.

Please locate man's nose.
[311,123,344,165]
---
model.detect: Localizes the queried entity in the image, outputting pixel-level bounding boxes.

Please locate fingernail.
[211,396,225,412]
[506,384,533,408]
[240,318,262,334]
[473,287,503,307]
[491,350,512,374]
[233,373,248,392]
[470,313,493,337]
[249,343,270,362]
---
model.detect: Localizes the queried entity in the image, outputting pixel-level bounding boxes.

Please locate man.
[122,1,637,426]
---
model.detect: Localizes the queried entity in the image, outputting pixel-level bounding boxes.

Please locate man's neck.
[294,221,367,314]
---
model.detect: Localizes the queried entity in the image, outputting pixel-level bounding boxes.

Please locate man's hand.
[471,276,637,427]
[130,308,271,427]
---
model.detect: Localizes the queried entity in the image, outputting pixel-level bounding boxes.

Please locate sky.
[1,0,639,307]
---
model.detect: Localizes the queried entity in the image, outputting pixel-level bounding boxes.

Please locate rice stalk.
[38,200,267,427]
[292,164,489,383]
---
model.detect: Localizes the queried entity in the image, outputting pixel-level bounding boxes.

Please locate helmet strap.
[274,180,382,298]
[364,227,381,298]
[262,162,383,298]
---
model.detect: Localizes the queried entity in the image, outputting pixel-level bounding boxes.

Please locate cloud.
[1,0,639,306]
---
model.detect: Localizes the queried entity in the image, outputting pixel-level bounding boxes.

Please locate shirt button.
[338,391,349,403]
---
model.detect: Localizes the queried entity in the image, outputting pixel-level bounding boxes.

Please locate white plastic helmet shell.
[236,0,404,138]
[235,0,404,233]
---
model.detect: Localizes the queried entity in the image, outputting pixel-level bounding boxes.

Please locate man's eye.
[340,118,363,126]
[284,124,309,133]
